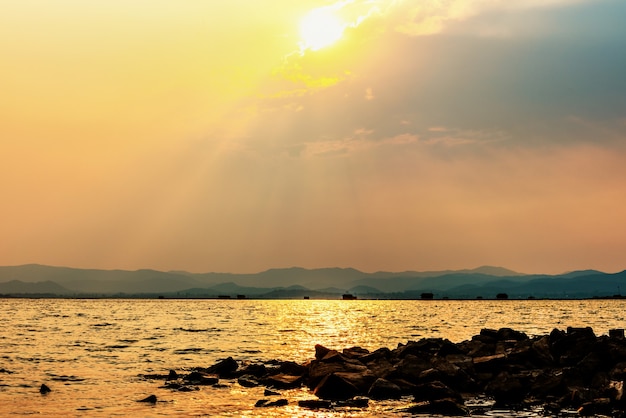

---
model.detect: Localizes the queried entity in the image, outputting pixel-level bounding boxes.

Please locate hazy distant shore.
[1,264,625,300]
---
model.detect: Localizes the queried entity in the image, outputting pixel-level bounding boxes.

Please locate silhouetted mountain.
[0,280,70,295]
[348,285,383,295]
[0,264,623,299]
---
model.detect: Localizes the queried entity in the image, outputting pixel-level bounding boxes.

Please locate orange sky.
[2,0,626,274]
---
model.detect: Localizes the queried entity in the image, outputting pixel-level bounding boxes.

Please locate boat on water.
[342,293,357,300]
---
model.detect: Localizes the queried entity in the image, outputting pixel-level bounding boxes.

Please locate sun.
[299,8,345,52]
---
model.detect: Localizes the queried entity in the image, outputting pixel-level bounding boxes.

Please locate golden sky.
[2,0,626,274]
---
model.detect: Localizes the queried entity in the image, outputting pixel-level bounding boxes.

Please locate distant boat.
[342,293,357,300]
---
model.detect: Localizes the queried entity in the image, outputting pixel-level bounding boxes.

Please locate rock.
[307,357,368,389]
[367,378,402,400]
[255,398,288,407]
[334,370,376,393]
[237,375,259,388]
[364,356,394,379]
[278,361,307,376]
[359,347,391,363]
[166,370,178,380]
[497,328,529,341]
[387,353,433,383]
[266,399,288,407]
[262,373,303,389]
[413,380,463,404]
[314,344,332,360]
[206,357,238,377]
[336,397,369,408]
[183,371,219,385]
[238,363,267,378]
[298,399,332,409]
[313,373,360,400]
[610,329,625,339]
[484,372,525,405]
[529,369,565,397]
[138,394,157,403]
[264,388,280,396]
[472,353,507,374]
[530,335,555,366]
[39,384,51,394]
[577,398,612,416]
[343,346,370,359]
[405,399,469,416]
[553,327,597,366]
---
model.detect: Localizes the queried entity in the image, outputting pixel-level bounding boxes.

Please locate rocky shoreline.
[140,327,626,416]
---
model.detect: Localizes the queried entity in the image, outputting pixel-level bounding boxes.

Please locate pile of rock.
[143,327,626,416]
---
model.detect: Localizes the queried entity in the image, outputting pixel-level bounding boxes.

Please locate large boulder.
[367,378,402,400]
[313,373,360,400]
[205,357,238,378]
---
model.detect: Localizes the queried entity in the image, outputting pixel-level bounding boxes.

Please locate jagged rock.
[484,372,525,405]
[137,394,157,403]
[529,369,565,397]
[367,377,402,400]
[497,328,529,341]
[387,353,433,383]
[238,363,267,378]
[298,399,332,409]
[39,384,51,394]
[577,398,612,416]
[334,370,376,393]
[266,399,288,407]
[335,397,369,408]
[143,326,626,416]
[610,329,625,339]
[206,357,238,377]
[314,344,332,360]
[313,373,360,400]
[262,373,303,389]
[473,353,507,374]
[530,335,555,366]
[405,399,469,416]
[183,371,219,385]
[360,347,391,363]
[255,398,288,407]
[343,346,370,358]
[364,356,394,378]
[610,362,626,380]
[237,375,259,388]
[413,380,463,404]
[278,360,307,376]
[264,388,280,396]
[307,357,368,389]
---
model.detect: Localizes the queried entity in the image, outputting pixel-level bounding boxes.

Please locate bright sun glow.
[300,8,345,51]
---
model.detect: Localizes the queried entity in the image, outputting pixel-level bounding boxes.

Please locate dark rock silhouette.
[145,326,626,415]
[137,394,157,403]
[39,384,51,394]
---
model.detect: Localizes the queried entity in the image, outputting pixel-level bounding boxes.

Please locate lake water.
[0,298,624,416]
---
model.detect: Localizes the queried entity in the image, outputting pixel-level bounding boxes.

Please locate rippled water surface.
[0,298,624,416]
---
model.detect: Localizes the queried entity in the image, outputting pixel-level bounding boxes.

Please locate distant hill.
[0,264,624,299]
[0,280,71,295]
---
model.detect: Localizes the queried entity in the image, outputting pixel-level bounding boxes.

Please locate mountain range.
[0,264,625,299]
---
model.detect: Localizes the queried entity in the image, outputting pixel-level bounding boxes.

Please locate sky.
[2,0,626,275]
